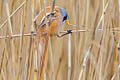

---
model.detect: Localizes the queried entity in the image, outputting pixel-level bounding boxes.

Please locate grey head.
[59,7,69,24]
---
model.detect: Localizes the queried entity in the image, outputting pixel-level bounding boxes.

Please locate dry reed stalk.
[5,1,16,80]
[22,0,28,79]
[16,10,23,80]
[68,33,72,80]
[27,1,36,79]
[98,31,106,80]
[5,0,13,34]
[48,37,55,80]
[31,0,38,80]
[0,48,5,79]
[43,0,49,30]
[0,0,26,29]
[103,33,114,80]
[33,1,38,79]
[0,0,3,22]
[78,46,91,80]
[102,0,104,30]
[97,15,108,79]
[110,0,119,77]
[38,0,42,11]
[27,36,34,80]
[47,0,55,80]
[27,22,37,80]
[111,64,120,80]
[93,26,106,79]
[55,58,62,80]
[98,1,104,78]
[95,0,112,35]
[4,39,10,80]
[0,21,11,79]
[73,0,79,79]
[0,33,37,39]
[33,51,38,80]
[1,28,120,39]
[40,37,49,80]
[30,0,35,79]
[116,0,119,26]
[0,16,6,80]
[19,9,23,61]
[85,0,89,29]
[50,0,55,13]
[31,0,35,32]
[44,71,47,80]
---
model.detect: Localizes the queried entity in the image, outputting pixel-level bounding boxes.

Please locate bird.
[34,6,69,80]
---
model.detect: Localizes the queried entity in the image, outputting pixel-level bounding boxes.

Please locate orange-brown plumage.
[34,6,69,80]
[35,7,61,35]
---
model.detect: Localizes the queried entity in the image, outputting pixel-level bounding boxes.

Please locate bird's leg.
[57,30,72,38]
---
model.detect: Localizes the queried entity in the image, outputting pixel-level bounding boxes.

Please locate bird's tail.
[37,29,50,80]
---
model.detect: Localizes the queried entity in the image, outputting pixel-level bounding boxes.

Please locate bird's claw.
[67,30,72,34]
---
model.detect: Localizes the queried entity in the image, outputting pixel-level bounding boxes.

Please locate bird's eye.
[62,15,67,22]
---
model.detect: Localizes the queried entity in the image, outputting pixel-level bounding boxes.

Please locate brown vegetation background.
[0,0,120,80]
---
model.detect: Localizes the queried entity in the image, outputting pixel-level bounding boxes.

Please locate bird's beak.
[65,20,69,24]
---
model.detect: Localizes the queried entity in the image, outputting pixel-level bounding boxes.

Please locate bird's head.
[59,7,69,25]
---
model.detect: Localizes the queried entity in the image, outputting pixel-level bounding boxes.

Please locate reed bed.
[0,0,120,80]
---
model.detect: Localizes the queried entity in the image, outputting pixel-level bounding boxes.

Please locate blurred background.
[0,0,120,80]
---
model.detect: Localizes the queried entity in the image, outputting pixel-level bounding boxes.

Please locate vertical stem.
[49,37,55,80]
[111,64,120,80]
[68,33,72,80]
[19,8,23,60]
[17,9,23,80]
[40,39,49,80]
[44,71,46,80]
[43,0,48,30]
[31,0,34,32]
[5,0,13,34]
[38,0,42,11]
[102,0,104,30]
[5,0,16,80]
[33,50,37,80]
[50,0,55,13]
[42,0,48,80]
[79,46,91,80]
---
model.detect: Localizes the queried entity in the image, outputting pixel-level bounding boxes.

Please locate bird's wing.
[34,11,57,27]
[39,16,56,27]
